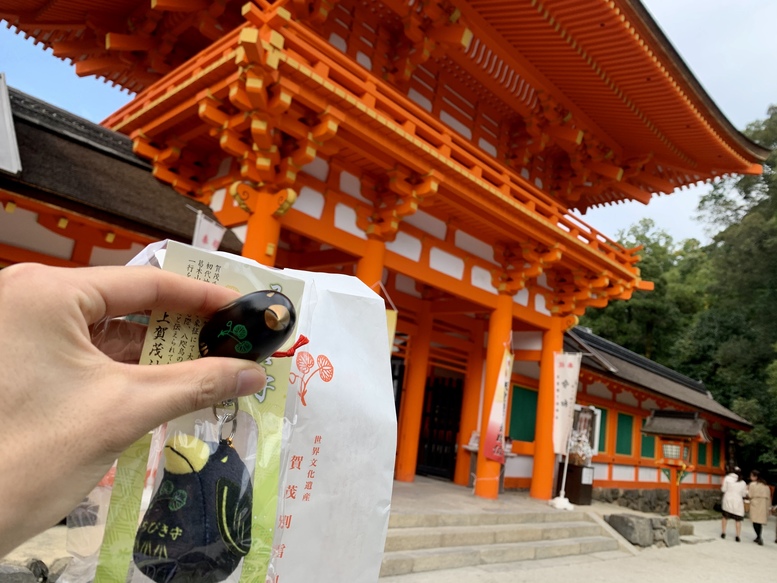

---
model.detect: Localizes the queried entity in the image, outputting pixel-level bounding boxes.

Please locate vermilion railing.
[104,11,645,283]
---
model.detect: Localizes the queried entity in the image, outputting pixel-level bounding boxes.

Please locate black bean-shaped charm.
[199,290,296,362]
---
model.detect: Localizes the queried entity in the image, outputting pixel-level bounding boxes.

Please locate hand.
[0,263,267,556]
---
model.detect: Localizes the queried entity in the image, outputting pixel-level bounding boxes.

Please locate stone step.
[388,510,593,529]
[384,521,604,552]
[380,535,620,577]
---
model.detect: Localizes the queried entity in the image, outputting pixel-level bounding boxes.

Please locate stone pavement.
[385,478,777,583]
[381,516,777,583]
[6,477,777,582]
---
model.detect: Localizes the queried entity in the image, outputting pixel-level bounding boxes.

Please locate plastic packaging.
[62,240,307,583]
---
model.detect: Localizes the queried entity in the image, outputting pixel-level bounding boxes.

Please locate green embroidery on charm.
[168,489,188,512]
[217,321,253,354]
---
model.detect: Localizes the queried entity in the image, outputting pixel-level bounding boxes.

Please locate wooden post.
[670,467,680,516]
[530,317,564,500]
[355,237,386,287]
[474,292,513,499]
[394,302,432,482]
[242,194,282,266]
[454,318,485,486]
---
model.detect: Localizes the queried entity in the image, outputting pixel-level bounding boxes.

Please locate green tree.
[677,105,777,470]
[580,218,702,363]
[698,105,777,230]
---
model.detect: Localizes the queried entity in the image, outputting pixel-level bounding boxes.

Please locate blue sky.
[2,0,776,244]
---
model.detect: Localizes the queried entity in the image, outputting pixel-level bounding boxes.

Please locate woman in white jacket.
[721,466,748,541]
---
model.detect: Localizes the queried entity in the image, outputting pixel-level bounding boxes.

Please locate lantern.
[641,411,709,516]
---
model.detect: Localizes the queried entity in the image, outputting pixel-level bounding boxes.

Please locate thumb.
[121,358,267,432]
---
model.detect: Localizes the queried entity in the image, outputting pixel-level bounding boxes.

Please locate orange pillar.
[669,468,680,516]
[474,292,513,499]
[454,318,485,486]
[395,301,432,482]
[530,317,564,500]
[355,237,386,286]
[242,195,282,266]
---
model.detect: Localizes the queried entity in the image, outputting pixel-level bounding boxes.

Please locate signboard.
[552,352,582,455]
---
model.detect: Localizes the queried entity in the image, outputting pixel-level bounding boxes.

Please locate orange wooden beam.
[75,56,128,77]
[106,33,155,52]
[151,0,209,12]
[0,242,80,268]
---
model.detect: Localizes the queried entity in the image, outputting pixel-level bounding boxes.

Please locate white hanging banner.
[192,210,227,251]
[483,347,514,464]
[553,352,583,455]
[0,73,22,175]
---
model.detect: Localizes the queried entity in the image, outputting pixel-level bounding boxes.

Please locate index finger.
[71,265,241,323]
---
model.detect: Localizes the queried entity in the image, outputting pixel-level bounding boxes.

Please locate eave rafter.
[542,260,652,318]
[356,168,440,241]
[2,0,247,92]
[6,0,764,215]
[105,3,649,299]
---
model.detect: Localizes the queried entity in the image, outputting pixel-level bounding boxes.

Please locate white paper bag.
[270,269,397,583]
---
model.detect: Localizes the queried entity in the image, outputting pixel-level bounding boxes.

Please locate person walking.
[747,470,770,545]
[772,481,777,543]
[721,466,747,541]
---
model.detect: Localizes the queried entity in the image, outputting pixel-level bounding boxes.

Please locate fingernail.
[236,367,266,397]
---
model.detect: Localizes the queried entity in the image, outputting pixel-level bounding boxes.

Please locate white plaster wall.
[504,454,533,478]
[356,51,372,71]
[696,472,711,485]
[334,203,366,239]
[231,224,247,243]
[638,467,659,482]
[386,232,422,262]
[0,207,74,259]
[408,88,432,112]
[440,110,472,139]
[592,462,609,482]
[513,361,539,380]
[513,331,543,351]
[615,391,639,408]
[586,382,612,401]
[534,292,550,315]
[514,288,529,307]
[210,187,226,212]
[302,157,329,182]
[339,171,369,203]
[478,138,497,156]
[295,185,325,219]
[90,242,146,266]
[471,265,497,293]
[429,247,464,279]
[329,33,347,52]
[455,230,497,264]
[404,210,447,240]
[612,465,636,482]
[394,273,421,298]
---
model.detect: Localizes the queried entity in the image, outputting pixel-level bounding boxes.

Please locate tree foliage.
[581,105,777,474]
[579,218,705,363]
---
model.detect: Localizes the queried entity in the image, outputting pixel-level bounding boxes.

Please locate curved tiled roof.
[1,87,243,252]
[567,326,751,429]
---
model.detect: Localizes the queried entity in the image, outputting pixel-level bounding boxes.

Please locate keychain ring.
[214,399,239,444]
[213,398,239,422]
[217,414,238,444]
